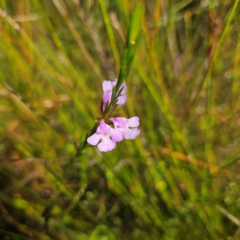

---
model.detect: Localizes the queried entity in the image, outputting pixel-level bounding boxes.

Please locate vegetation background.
[1,0,240,239]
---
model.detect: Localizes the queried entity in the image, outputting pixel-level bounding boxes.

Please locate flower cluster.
[87,79,140,152]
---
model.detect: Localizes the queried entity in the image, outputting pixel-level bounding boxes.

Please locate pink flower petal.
[123,128,140,140]
[102,80,127,110]
[111,117,128,127]
[103,90,112,102]
[98,136,116,152]
[96,122,111,134]
[111,117,140,140]
[102,80,114,92]
[112,79,118,84]
[119,82,127,94]
[117,94,127,105]
[109,128,123,142]
[102,90,113,110]
[126,117,140,128]
[87,133,102,145]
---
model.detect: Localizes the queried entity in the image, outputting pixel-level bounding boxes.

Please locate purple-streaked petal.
[96,121,111,134]
[98,136,116,152]
[109,128,123,142]
[123,128,140,140]
[126,117,140,128]
[87,133,102,146]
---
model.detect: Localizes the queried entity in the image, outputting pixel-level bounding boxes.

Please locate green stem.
[75,123,98,157]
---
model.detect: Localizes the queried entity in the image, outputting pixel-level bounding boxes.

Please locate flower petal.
[117,94,127,105]
[119,82,127,94]
[109,128,123,142]
[112,79,118,86]
[102,80,113,92]
[87,133,102,146]
[126,117,140,127]
[98,137,116,152]
[111,117,128,127]
[123,128,140,140]
[102,90,112,110]
[97,121,111,134]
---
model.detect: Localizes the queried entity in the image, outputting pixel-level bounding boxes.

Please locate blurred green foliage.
[1,0,240,239]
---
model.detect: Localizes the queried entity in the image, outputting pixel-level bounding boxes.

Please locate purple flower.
[87,79,140,152]
[102,79,127,110]
[87,121,123,152]
[111,117,140,140]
